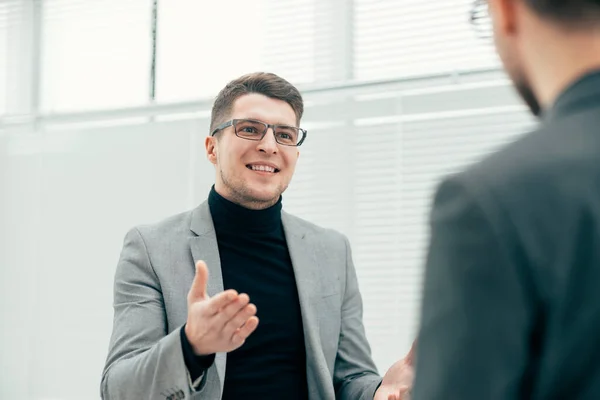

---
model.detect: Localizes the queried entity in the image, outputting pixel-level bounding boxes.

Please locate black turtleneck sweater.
[180,187,308,399]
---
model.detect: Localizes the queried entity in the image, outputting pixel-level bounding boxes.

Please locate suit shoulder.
[465,128,545,181]
[459,122,597,195]
[128,208,195,242]
[282,211,347,242]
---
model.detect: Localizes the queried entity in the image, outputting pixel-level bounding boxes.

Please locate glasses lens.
[274,126,301,146]
[234,119,267,139]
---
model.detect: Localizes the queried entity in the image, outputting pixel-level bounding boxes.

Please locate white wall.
[0,120,214,399]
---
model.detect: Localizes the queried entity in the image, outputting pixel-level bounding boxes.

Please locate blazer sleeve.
[333,235,383,400]
[100,227,209,399]
[412,176,537,400]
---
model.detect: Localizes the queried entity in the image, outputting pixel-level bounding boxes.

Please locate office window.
[0,0,26,117]
[354,0,499,80]
[40,0,151,112]
[284,81,536,369]
[155,0,342,103]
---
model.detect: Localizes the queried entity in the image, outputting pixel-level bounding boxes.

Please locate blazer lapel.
[189,201,226,394]
[282,212,331,400]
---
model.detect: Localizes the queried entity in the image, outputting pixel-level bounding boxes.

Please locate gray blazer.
[101,201,382,400]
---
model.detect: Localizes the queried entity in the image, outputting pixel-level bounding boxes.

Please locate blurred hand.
[184,260,259,355]
[374,340,416,400]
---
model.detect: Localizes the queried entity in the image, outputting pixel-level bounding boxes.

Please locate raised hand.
[184,260,259,355]
[374,340,416,400]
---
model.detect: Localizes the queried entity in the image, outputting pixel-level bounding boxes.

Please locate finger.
[399,385,411,400]
[187,261,209,303]
[231,316,259,345]
[405,339,417,365]
[222,303,257,336]
[213,293,250,325]
[388,394,398,400]
[204,289,239,315]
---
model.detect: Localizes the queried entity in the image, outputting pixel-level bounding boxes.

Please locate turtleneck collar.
[208,185,283,233]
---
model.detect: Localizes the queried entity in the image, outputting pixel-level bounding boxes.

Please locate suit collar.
[188,204,329,398]
[545,69,600,122]
[189,201,226,390]
[281,212,320,301]
[281,212,332,398]
[190,206,321,304]
[190,201,214,236]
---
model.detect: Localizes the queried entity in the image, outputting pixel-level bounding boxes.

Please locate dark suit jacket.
[413,70,600,400]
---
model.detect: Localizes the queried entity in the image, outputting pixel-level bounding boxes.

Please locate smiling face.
[205,93,300,209]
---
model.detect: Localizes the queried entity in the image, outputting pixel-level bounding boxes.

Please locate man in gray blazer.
[413,0,600,398]
[101,72,413,400]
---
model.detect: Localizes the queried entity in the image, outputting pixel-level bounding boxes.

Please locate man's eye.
[240,126,260,134]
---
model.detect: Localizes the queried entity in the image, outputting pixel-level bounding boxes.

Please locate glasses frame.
[211,118,307,147]
[470,0,492,39]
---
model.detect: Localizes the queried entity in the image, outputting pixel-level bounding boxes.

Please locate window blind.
[0,0,25,117]
[354,0,500,80]
[284,79,537,371]
[156,0,343,103]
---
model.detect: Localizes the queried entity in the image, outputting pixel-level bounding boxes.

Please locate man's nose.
[257,128,278,153]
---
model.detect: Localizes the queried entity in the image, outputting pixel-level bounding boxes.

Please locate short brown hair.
[209,72,304,133]
[524,0,600,27]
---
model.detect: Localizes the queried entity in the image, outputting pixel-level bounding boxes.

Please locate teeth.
[251,165,275,173]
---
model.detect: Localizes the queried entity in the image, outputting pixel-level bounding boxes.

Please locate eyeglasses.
[211,118,307,147]
[470,0,492,39]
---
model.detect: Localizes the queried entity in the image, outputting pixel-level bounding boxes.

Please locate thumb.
[405,339,417,365]
[188,260,209,303]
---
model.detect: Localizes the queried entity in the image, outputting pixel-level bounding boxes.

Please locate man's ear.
[205,136,217,165]
[489,0,518,36]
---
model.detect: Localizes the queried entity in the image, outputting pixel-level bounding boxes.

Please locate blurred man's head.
[473,0,600,116]
[205,72,306,210]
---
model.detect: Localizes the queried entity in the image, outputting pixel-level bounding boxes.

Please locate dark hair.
[523,0,600,26]
[209,72,304,133]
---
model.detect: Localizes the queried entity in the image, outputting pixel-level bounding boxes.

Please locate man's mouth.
[246,164,280,173]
